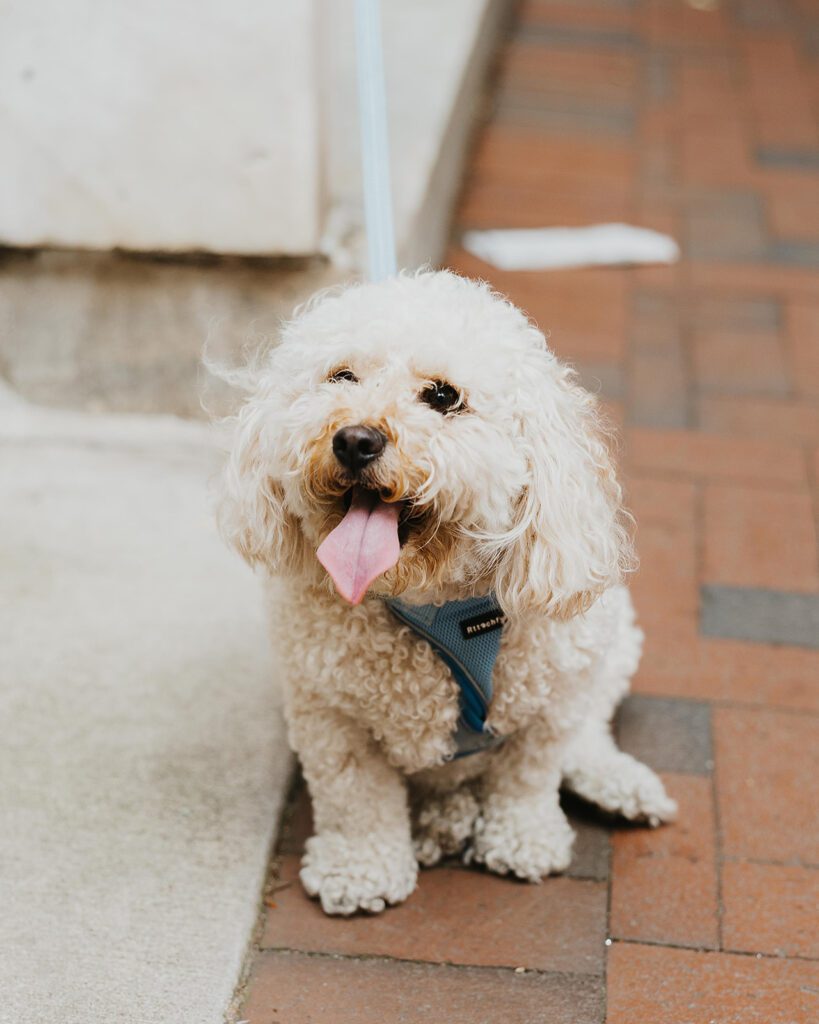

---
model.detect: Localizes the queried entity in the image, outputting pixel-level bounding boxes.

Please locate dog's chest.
[275,588,599,772]
[355,612,588,770]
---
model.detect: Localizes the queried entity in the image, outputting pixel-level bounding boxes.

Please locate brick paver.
[714,707,819,864]
[703,484,819,591]
[701,584,819,648]
[607,942,819,1024]
[722,860,819,959]
[243,952,604,1024]
[692,328,789,395]
[698,393,819,442]
[637,632,819,709]
[615,696,712,774]
[236,1,819,1020]
[263,856,607,974]
[610,774,719,950]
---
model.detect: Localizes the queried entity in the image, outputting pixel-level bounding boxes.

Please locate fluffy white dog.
[217,270,676,915]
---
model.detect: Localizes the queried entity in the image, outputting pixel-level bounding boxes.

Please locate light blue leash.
[355,0,397,281]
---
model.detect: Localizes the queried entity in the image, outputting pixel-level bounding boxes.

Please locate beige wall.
[0,1,323,254]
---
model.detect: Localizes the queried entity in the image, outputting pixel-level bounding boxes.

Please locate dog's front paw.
[412,786,480,867]
[469,802,575,882]
[300,832,417,915]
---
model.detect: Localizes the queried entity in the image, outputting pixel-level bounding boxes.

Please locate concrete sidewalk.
[0,388,291,1024]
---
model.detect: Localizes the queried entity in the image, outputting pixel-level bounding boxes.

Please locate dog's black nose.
[332,424,387,474]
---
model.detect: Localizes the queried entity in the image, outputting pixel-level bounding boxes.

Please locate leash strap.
[385,595,507,758]
[355,0,397,281]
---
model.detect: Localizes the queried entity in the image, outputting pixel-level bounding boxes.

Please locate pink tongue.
[317,487,401,605]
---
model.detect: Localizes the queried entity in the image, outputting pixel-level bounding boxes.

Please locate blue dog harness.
[385,593,507,758]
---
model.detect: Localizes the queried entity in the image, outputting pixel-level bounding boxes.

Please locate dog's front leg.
[290,702,417,915]
[471,720,575,881]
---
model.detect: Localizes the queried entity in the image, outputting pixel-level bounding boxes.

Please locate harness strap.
[385,594,506,758]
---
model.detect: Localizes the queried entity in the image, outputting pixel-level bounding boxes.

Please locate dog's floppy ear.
[216,397,302,573]
[493,355,633,619]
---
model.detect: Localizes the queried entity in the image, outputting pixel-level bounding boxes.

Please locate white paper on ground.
[462,224,680,271]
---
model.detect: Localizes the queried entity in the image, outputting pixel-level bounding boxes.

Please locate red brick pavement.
[236,2,819,1020]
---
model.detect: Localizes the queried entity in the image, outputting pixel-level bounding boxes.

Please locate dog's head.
[217,270,633,617]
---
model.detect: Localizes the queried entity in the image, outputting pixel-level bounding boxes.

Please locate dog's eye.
[420,380,464,414]
[327,368,359,384]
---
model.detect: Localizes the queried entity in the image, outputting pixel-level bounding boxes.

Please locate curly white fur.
[216,270,676,915]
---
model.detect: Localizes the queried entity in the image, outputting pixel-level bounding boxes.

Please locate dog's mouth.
[316,485,426,605]
[338,487,421,544]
